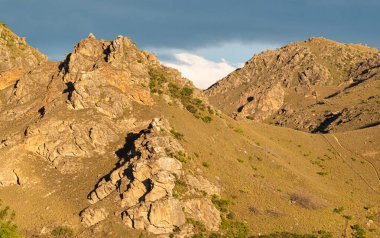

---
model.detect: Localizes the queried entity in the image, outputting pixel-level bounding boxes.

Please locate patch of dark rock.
[358,121,380,130]
[247,96,254,102]
[289,193,325,210]
[116,132,142,162]
[38,106,45,118]
[63,82,75,100]
[312,112,342,133]
[237,105,244,113]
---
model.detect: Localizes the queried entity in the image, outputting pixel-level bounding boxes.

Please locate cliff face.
[206,37,380,133]
[0,22,47,89]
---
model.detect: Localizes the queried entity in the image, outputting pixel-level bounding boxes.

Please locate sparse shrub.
[343,215,353,220]
[175,151,190,163]
[170,129,184,140]
[237,158,244,163]
[202,162,210,168]
[51,226,74,237]
[249,231,332,238]
[0,201,22,238]
[351,224,366,238]
[209,232,222,238]
[186,218,206,233]
[317,171,328,176]
[220,217,249,238]
[173,180,188,198]
[186,105,198,114]
[181,87,194,98]
[201,116,212,123]
[234,128,244,134]
[333,206,344,214]
[211,195,230,213]
[149,68,167,93]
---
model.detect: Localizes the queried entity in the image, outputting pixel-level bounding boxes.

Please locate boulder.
[80,207,108,227]
[183,198,221,231]
[0,169,19,187]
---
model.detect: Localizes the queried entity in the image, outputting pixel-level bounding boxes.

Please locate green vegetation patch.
[51,226,74,237]
[0,201,23,238]
[351,224,366,238]
[168,83,213,123]
[249,230,332,238]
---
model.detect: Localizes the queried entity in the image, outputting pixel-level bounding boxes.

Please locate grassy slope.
[0,96,379,237]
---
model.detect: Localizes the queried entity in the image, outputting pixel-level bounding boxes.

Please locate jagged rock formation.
[0,22,47,89]
[83,118,221,236]
[0,28,220,237]
[206,37,380,133]
[0,32,203,172]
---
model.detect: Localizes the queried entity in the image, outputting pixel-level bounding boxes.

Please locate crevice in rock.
[63,82,75,101]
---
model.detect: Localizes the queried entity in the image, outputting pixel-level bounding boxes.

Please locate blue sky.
[1,0,379,88]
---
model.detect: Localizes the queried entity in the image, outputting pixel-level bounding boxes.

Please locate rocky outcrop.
[0,26,220,237]
[80,207,109,228]
[84,118,221,236]
[24,119,120,173]
[61,34,157,112]
[183,198,221,231]
[206,37,380,133]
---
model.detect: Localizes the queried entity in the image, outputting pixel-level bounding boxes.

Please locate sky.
[1,0,379,89]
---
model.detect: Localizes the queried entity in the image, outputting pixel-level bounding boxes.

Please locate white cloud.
[148,41,281,89]
[162,53,236,89]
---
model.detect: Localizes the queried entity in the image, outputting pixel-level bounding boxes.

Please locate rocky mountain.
[206,37,380,133]
[0,26,379,238]
[0,22,47,90]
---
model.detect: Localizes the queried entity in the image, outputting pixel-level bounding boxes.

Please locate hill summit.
[206,37,380,133]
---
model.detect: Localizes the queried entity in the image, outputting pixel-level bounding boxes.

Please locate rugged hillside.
[0,28,379,238]
[0,22,47,89]
[206,38,380,133]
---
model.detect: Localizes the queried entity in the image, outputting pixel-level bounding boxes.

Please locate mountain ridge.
[0,26,379,238]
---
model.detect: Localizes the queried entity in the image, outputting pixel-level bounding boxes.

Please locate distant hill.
[206,37,380,133]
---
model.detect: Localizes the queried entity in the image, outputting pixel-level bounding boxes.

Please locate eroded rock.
[80,207,109,228]
[84,118,221,235]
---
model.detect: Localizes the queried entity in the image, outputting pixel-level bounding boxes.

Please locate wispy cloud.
[162,53,236,89]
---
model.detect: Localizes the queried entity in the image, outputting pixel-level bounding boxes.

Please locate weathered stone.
[184,175,220,196]
[148,198,186,234]
[86,118,220,235]
[0,169,19,187]
[183,198,221,231]
[80,207,109,227]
